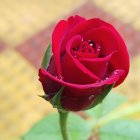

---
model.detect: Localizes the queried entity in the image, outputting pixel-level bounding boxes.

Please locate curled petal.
[39,68,124,111]
[61,18,108,53]
[52,15,85,76]
[83,27,119,55]
[90,21,129,87]
[79,51,117,78]
[83,26,129,86]
[62,35,100,84]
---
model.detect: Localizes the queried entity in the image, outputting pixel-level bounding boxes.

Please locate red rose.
[39,15,129,111]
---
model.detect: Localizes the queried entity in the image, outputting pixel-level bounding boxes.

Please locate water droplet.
[96,80,102,86]
[56,75,64,80]
[73,47,78,51]
[81,38,84,42]
[88,40,95,47]
[88,40,92,43]
[89,95,94,100]
[114,70,119,74]
[105,77,109,80]
[97,46,101,52]
[96,80,101,83]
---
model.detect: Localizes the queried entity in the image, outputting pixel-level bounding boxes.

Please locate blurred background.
[0,0,140,140]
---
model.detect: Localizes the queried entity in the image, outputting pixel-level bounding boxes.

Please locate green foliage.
[86,92,127,119]
[22,113,91,140]
[50,87,66,112]
[22,92,140,140]
[100,119,140,140]
[41,43,51,69]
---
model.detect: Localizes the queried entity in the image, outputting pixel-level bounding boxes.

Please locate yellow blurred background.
[0,0,140,140]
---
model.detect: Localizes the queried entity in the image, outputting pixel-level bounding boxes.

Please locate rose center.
[71,40,101,58]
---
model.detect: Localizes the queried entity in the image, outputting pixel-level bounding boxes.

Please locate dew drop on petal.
[74,54,77,58]
[105,77,109,80]
[88,40,95,47]
[88,40,92,43]
[56,75,64,80]
[90,43,94,47]
[97,46,101,52]
[96,80,102,86]
[96,80,101,83]
[114,70,119,74]
[89,95,94,100]
[73,47,78,51]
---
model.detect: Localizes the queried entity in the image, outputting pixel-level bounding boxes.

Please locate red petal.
[39,68,121,93]
[61,18,107,52]
[47,57,57,76]
[92,21,129,87]
[78,52,116,78]
[83,27,119,55]
[39,68,123,111]
[76,52,98,59]
[52,16,85,76]
[83,26,129,87]
[106,28,129,87]
[62,35,100,84]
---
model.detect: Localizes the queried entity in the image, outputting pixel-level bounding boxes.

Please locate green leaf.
[99,92,127,117]
[86,84,114,110]
[95,102,140,129]
[50,87,66,112]
[41,43,52,69]
[22,113,91,140]
[99,119,140,140]
[86,92,127,119]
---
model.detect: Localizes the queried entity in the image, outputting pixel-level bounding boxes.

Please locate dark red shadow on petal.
[61,85,107,111]
[61,69,124,111]
[39,68,124,111]
[39,69,61,98]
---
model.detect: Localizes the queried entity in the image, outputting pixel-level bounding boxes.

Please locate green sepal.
[41,43,52,69]
[50,87,67,113]
[38,94,49,101]
[86,83,115,110]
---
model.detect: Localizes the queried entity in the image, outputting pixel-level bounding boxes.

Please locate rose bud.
[39,15,129,111]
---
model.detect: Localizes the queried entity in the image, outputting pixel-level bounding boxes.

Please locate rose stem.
[58,110,70,140]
